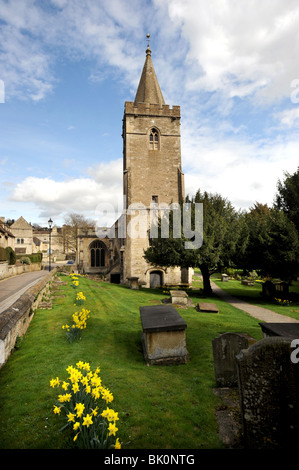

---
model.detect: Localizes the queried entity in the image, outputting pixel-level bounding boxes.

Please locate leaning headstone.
[212,333,256,387]
[236,337,299,449]
[221,274,229,282]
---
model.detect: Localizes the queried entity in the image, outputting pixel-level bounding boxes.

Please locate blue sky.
[0,0,298,228]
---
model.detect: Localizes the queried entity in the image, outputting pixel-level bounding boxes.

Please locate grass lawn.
[0,272,264,449]
[211,275,299,321]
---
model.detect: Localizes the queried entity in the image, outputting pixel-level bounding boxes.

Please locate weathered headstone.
[139,304,189,365]
[127,276,139,289]
[236,337,299,449]
[212,333,256,387]
[170,290,188,305]
[221,274,229,282]
[241,279,254,286]
[196,302,219,313]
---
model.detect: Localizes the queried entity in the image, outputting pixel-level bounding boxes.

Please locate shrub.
[5,246,16,265]
[0,247,7,262]
[20,256,31,265]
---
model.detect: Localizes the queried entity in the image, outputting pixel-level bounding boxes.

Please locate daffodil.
[91,407,98,417]
[82,414,93,428]
[72,382,80,393]
[50,377,60,388]
[62,381,70,391]
[114,438,121,449]
[53,405,61,414]
[67,412,76,422]
[75,402,85,418]
[108,422,118,436]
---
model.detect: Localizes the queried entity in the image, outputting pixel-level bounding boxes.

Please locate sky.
[0,0,298,229]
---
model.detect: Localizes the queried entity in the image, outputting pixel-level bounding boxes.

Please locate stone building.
[0,217,14,249]
[10,216,33,255]
[77,42,191,288]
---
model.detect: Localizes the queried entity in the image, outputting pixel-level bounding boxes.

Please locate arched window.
[90,241,106,267]
[149,128,159,150]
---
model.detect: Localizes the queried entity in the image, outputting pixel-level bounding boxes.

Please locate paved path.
[0,270,50,313]
[211,281,299,323]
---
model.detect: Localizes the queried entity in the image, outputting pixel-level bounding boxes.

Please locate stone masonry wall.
[0,269,56,368]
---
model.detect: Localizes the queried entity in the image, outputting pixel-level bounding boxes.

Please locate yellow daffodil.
[75,402,85,418]
[50,377,60,388]
[58,393,72,403]
[114,438,121,449]
[67,412,76,422]
[73,422,80,431]
[72,382,80,393]
[62,381,70,391]
[53,405,61,414]
[91,407,98,417]
[82,414,93,428]
[108,422,118,436]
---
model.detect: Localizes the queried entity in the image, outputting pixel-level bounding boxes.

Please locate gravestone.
[127,276,139,289]
[241,279,254,286]
[196,302,219,313]
[259,322,299,339]
[276,282,289,298]
[236,337,299,449]
[212,333,256,387]
[170,290,188,305]
[221,274,229,282]
[139,304,189,365]
[261,280,276,299]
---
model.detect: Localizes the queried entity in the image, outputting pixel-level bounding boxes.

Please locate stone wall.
[0,261,42,281]
[0,269,56,368]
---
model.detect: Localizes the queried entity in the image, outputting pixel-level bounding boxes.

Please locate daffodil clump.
[62,308,91,343]
[70,273,80,288]
[75,291,86,306]
[50,362,121,449]
[274,297,292,306]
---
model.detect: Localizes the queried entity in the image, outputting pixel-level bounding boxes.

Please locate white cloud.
[182,124,299,209]
[275,107,299,127]
[10,158,124,225]
[166,0,299,105]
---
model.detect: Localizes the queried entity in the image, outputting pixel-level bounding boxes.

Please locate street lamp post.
[48,218,53,272]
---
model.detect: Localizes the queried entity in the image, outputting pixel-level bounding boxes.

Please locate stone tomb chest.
[139,304,189,365]
[170,290,188,305]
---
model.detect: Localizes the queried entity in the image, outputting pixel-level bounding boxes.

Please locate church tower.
[122,37,186,288]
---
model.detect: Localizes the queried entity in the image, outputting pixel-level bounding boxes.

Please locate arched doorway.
[150,270,163,288]
[89,240,106,268]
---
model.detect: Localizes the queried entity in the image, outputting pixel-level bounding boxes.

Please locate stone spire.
[134,34,165,106]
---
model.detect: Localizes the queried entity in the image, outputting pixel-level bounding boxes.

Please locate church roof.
[134,45,165,106]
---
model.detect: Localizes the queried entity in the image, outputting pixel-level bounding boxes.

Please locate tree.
[144,190,244,294]
[274,167,299,233]
[59,213,95,257]
[239,203,299,281]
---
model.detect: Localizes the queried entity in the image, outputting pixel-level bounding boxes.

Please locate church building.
[77,40,191,288]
